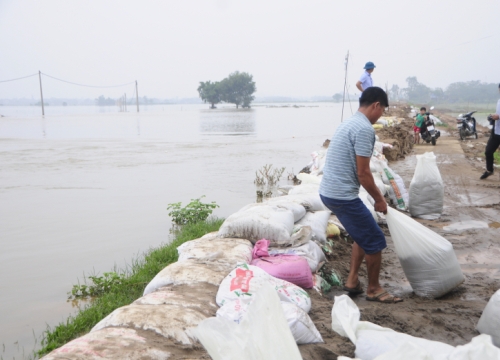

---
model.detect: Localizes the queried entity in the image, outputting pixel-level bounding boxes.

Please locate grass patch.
[494,152,500,165]
[36,217,224,357]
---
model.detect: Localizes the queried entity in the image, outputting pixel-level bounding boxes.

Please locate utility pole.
[341,51,349,122]
[38,70,45,116]
[135,80,139,112]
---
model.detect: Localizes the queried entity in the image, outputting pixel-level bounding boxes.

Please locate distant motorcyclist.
[413,107,426,144]
[481,83,500,179]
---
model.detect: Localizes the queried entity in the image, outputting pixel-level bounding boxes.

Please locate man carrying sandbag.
[319,87,402,304]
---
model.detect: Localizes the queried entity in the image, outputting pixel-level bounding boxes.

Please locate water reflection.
[199,109,256,136]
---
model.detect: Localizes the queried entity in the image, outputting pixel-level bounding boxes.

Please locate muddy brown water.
[0,103,352,358]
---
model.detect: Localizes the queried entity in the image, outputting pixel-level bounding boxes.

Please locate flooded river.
[0,102,350,358]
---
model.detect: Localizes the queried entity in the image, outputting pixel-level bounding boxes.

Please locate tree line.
[197,71,256,109]
[389,78,499,104]
[332,79,498,105]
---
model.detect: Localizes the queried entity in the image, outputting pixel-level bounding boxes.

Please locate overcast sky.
[0,0,498,99]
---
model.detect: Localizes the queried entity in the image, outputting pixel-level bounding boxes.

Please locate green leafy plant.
[69,272,126,299]
[167,196,219,225]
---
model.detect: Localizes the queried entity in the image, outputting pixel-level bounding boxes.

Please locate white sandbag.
[143,259,233,295]
[297,172,321,184]
[268,240,326,272]
[409,152,444,220]
[216,300,323,345]
[288,183,320,195]
[195,285,302,360]
[218,204,295,245]
[477,290,500,347]
[177,236,253,265]
[386,207,464,298]
[381,166,408,211]
[277,184,295,195]
[295,210,330,243]
[239,201,306,223]
[216,264,312,313]
[133,284,218,316]
[373,171,387,196]
[447,334,500,359]
[331,295,455,360]
[269,193,327,212]
[91,304,207,345]
[374,342,433,359]
[41,327,173,360]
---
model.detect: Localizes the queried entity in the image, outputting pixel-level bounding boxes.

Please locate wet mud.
[298,109,500,359]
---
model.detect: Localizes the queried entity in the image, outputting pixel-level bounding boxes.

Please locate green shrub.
[167,196,219,225]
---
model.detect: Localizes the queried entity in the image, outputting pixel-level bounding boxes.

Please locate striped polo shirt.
[319,111,375,200]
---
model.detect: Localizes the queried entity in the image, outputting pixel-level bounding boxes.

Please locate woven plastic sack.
[216,300,323,344]
[477,289,500,347]
[143,259,233,295]
[386,207,464,298]
[195,285,302,360]
[41,328,173,360]
[216,264,311,313]
[268,193,327,212]
[251,255,313,289]
[288,183,320,195]
[409,152,444,220]
[269,240,326,272]
[381,166,408,211]
[331,295,455,360]
[218,204,295,245]
[239,201,306,223]
[295,210,330,243]
[177,236,253,266]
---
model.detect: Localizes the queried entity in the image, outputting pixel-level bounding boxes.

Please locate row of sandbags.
[300,145,461,299]
[332,294,500,360]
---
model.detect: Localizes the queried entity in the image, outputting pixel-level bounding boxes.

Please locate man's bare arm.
[356,81,363,92]
[356,155,387,214]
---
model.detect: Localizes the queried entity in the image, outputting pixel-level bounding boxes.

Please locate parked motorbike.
[456,111,478,140]
[420,107,440,146]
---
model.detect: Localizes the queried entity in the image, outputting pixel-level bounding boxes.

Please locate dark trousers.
[485,132,500,172]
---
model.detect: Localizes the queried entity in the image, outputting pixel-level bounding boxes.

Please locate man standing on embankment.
[319,87,402,304]
[356,62,376,95]
[481,83,500,180]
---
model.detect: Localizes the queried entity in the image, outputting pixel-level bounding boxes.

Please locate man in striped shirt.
[320,87,402,303]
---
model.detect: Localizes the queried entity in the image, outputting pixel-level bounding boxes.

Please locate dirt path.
[299,126,500,359]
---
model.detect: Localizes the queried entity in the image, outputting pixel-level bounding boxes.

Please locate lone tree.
[197,71,256,109]
[197,81,222,109]
[220,71,256,108]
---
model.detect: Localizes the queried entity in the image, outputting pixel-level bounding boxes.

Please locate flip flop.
[366,291,403,303]
[343,280,363,295]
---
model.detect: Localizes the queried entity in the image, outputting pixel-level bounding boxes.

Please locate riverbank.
[36,218,224,357]
[38,104,500,359]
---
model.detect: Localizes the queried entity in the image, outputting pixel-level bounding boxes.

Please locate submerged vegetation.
[37,217,224,357]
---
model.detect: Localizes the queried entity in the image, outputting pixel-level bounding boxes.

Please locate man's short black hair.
[420,107,426,111]
[359,87,389,108]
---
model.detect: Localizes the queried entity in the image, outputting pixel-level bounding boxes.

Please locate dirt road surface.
[299,125,500,359]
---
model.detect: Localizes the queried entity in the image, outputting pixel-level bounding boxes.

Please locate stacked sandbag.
[331,294,500,360]
[41,327,204,359]
[214,264,323,345]
[144,234,253,295]
[217,203,300,246]
[477,289,500,347]
[409,152,444,220]
[386,207,464,298]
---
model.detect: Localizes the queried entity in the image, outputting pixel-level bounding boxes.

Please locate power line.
[41,72,135,88]
[0,73,38,83]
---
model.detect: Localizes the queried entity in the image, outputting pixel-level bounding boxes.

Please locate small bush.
[167,196,219,225]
